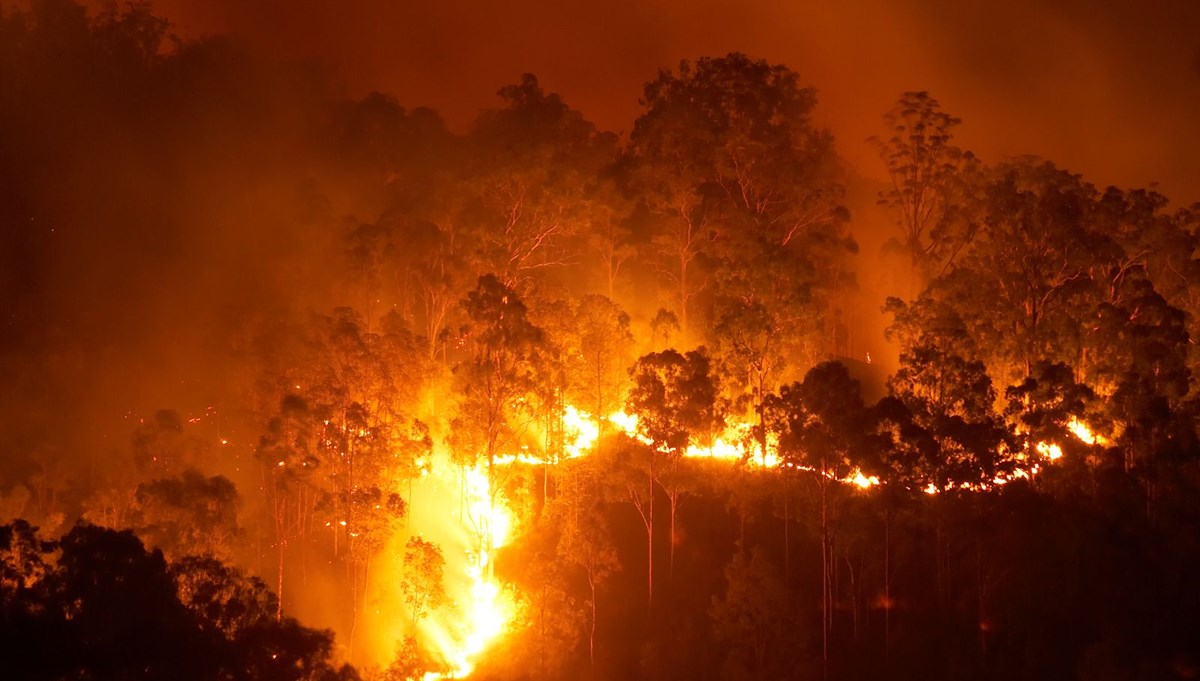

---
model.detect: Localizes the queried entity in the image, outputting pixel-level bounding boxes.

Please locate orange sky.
[106,0,1200,204]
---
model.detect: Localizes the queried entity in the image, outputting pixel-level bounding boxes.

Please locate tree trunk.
[588,568,598,667]
[783,489,790,583]
[821,476,830,681]
[884,500,891,662]
[679,251,689,347]
[648,465,655,609]
[276,535,285,622]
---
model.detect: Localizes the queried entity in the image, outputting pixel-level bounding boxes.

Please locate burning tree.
[453,275,546,562]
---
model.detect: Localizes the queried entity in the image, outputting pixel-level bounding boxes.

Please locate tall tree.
[453,274,546,570]
[952,159,1103,385]
[871,91,976,290]
[464,74,618,292]
[552,455,619,669]
[131,470,240,562]
[888,345,1015,490]
[399,536,448,631]
[630,53,849,347]
[573,295,635,421]
[766,361,871,674]
[627,348,724,599]
[710,546,794,680]
[714,299,785,466]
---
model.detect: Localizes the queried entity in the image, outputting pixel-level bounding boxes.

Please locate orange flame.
[391,405,1102,675]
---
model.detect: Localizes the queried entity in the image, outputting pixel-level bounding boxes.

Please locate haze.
[144,0,1200,203]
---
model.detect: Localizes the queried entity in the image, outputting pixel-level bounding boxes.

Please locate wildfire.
[436,465,514,678]
[562,404,600,458]
[385,404,1102,677]
[1067,417,1107,446]
[849,471,880,489]
[1035,441,1064,461]
[578,407,870,484]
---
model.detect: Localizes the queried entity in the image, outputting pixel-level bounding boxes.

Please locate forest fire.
[414,401,1099,674]
[4,4,1199,681]
[442,465,513,678]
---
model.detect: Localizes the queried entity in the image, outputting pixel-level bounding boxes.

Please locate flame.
[365,452,516,679]
[849,471,880,489]
[562,405,600,458]
[434,464,513,678]
[465,465,511,551]
[686,437,755,463]
[1067,417,1107,446]
[381,405,1104,676]
[1035,441,1063,461]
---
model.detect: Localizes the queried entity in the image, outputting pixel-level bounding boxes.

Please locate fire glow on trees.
[374,398,1101,677]
[11,8,1198,677]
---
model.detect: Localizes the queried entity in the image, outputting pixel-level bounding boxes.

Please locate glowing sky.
[138,0,1200,204]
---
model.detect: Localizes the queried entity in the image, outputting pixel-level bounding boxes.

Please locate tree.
[384,634,450,681]
[766,361,871,673]
[584,181,637,300]
[170,555,277,640]
[50,523,217,681]
[553,456,620,667]
[889,344,1015,490]
[871,91,976,290]
[256,391,322,620]
[463,74,618,292]
[491,545,585,681]
[952,159,1103,385]
[627,347,725,599]
[1004,361,1100,457]
[453,274,546,571]
[629,53,849,346]
[713,299,785,466]
[710,546,793,680]
[573,295,635,421]
[341,485,405,660]
[0,518,51,602]
[649,308,680,350]
[399,536,447,630]
[132,469,240,561]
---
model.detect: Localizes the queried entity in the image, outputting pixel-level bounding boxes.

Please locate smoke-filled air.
[3,1,1200,680]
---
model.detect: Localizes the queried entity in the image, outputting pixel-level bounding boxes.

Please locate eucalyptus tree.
[872,91,978,291]
[628,53,850,347]
[626,347,724,604]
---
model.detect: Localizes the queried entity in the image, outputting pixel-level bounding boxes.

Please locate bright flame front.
[376,405,1103,677]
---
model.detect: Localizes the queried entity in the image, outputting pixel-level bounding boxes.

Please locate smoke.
[134,0,1200,204]
[4,0,1197,663]
[5,0,1190,489]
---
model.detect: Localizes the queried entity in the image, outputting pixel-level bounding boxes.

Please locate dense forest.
[3,2,1200,680]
